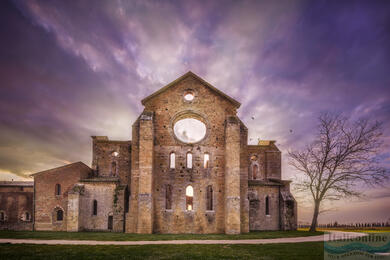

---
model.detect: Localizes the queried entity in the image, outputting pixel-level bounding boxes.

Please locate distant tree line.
[298,221,390,228]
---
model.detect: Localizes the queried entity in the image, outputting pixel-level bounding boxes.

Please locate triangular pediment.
[141,71,241,108]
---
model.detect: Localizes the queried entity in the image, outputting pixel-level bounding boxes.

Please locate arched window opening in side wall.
[204,153,209,168]
[25,212,30,221]
[0,211,5,221]
[252,164,258,180]
[169,152,175,169]
[186,153,193,169]
[265,196,270,215]
[166,184,172,210]
[206,185,213,210]
[125,187,130,213]
[186,185,193,210]
[55,184,61,196]
[57,209,63,221]
[111,161,117,176]
[93,200,98,216]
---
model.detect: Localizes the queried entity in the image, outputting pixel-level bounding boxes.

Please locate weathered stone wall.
[247,143,296,231]
[91,137,131,185]
[126,118,140,233]
[0,184,33,231]
[0,185,33,193]
[34,162,91,231]
[248,184,280,231]
[66,184,84,232]
[280,182,298,231]
[248,144,281,180]
[78,181,118,231]
[240,122,249,233]
[225,116,241,234]
[266,150,282,180]
[137,112,154,233]
[133,75,242,234]
[112,185,126,232]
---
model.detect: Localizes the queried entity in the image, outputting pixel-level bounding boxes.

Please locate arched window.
[204,153,209,168]
[206,185,213,210]
[111,161,117,176]
[165,184,172,210]
[186,185,193,210]
[169,152,175,169]
[265,196,270,215]
[186,152,192,169]
[55,184,61,196]
[0,211,5,221]
[93,200,98,215]
[252,164,258,180]
[57,209,63,221]
[25,212,30,221]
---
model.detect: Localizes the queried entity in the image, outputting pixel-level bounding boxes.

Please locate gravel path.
[0,231,367,245]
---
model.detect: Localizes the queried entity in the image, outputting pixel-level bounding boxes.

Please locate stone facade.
[1,71,297,233]
[33,162,91,231]
[0,182,33,231]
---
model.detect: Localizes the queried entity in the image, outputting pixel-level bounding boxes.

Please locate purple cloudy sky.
[0,0,389,223]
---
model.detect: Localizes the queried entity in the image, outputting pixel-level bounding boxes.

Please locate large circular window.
[173,118,207,143]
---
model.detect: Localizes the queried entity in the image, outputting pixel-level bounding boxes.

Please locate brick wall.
[33,162,91,231]
[0,184,33,231]
[248,184,280,230]
[91,137,131,185]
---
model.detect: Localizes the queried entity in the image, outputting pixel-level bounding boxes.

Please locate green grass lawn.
[0,242,324,260]
[0,230,322,241]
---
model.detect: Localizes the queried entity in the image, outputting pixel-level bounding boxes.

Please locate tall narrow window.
[169,152,175,169]
[166,184,172,210]
[25,212,30,221]
[111,161,117,176]
[186,153,192,169]
[0,212,4,221]
[55,184,61,196]
[252,164,258,180]
[206,185,213,210]
[108,216,113,230]
[125,187,130,213]
[265,196,270,215]
[93,200,98,215]
[186,185,193,210]
[57,209,63,221]
[204,153,210,168]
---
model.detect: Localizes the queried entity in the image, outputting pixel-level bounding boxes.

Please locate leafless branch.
[288,112,389,231]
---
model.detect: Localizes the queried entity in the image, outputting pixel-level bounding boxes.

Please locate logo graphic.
[324,233,390,259]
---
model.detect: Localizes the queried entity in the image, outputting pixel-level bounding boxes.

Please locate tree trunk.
[309,200,320,232]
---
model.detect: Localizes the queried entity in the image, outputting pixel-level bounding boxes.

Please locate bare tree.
[289,113,388,232]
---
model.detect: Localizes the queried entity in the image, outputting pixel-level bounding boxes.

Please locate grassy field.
[0,242,324,259]
[0,230,323,241]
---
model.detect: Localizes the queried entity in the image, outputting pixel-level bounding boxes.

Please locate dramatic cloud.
[0,0,389,222]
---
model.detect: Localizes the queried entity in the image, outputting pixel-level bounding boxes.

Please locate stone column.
[137,111,154,233]
[113,185,125,232]
[224,116,241,234]
[66,184,84,232]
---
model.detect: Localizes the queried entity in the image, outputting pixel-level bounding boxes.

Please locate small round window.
[174,118,206,143]
[184,92,194,101]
